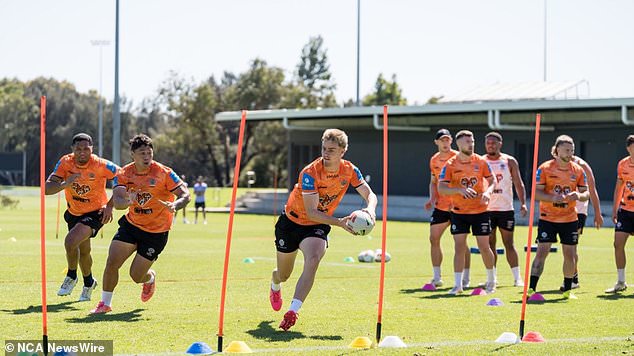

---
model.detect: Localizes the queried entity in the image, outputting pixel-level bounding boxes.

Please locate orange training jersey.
[49,154,119,216]
[429,150,458,211]
[285,157,365,226]
[439,154,493,214]
[616,156,634,212]
[536,159,587,223]
[115,161,183,233]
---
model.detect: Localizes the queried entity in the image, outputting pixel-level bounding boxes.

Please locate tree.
[362,73,407,106]
[283,36,337,109]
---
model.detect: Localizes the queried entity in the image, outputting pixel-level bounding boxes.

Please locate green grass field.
[1,187,633,355]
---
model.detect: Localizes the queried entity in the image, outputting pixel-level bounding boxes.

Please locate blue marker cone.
[186,341,215,355]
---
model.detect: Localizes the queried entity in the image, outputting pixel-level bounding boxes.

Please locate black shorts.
[450,212,491,236]
[113,216,169,261]
[430,209,451,225]
[64,209,103,238]
[577,213,587,234]
[195,202,206,210]
[537,219,579,245]
[489,210,515,232]
[615,209,634,234]
[274,213,331,253]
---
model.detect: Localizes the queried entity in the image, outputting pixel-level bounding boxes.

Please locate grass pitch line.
[116,335,628,355]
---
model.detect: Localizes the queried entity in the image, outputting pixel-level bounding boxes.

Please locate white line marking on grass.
[115,335,629,355]
[251,256,376,269]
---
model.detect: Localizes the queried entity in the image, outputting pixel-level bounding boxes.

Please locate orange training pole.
[376,105,388,344]
[55,193,61,239]
[217,110,247,353]
[519,113,542,339]
[40,96,49,355]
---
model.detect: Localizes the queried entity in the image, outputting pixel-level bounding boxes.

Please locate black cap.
[72,133,93,145]
[435,129,451,140]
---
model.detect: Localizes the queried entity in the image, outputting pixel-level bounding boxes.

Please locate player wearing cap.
[438,130,497,294]
[45,133,119,301]
[483,132,527,287]
[424,128,471,288]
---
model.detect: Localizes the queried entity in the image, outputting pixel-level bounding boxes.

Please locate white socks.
[454,272,463,288]
[271,282,281,292]
[289,298,303,313]
[618,268,626,282]
[433,266,441,281]
[511,267,521,281]
[486,268,495,283]
[147,272,155,284]
[102,291,113,306]
[462,268,470,282]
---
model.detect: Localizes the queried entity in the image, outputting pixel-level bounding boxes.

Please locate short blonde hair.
[322,129,348,150]
[455,130,473,140]
[551,135,574,157]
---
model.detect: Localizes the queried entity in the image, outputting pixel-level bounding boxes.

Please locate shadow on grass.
[400,287,452,295]
[596,293,634,300]
[491,343,518,352]
[65,308,145,323]
[246,321,343,342]
[1,301,79,315]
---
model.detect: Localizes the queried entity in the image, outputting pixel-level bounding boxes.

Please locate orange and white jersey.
[439,154,493,214]
[616,156,634,213]
[536,159,587,223]
[486,154,514,212]
[429,150,457,211]
[115,161,183,233]
[49,154,119,215]
[285,157,365,226]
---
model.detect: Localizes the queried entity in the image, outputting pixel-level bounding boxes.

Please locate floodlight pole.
[356,0,361,106]
[543,0,547,82]
[91,40,110,157]
[112,0,121,165]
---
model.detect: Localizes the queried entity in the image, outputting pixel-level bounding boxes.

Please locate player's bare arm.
[355,182,378,222]
[44,173,81,195]
[302,193,355,234]
[481,175,496,204]
[425,175,438,210]
[612,178,625,224]
[508,157,528,216]
[534,184,563,203]
[159,184,191,213]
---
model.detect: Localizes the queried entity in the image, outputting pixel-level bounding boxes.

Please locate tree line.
[0,36,407,187]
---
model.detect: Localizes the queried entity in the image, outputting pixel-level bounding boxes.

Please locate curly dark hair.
[129,134,153,151]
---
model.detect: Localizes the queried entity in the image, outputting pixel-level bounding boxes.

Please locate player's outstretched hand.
[338,215,357,235]
[100,205,114,224]
[158,199,177,213]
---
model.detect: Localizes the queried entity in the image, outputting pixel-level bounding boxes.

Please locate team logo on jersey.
[460,177,478,189]
[340,179,348,187]
[71,182,91,196]
[473,165,480,172]
[496,174,503,182]
[89,173,96,180]
[136,192,153,206]
[149,178,157,187]
[318,194,338,211]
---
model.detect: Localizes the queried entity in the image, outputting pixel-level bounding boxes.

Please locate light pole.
[113,0,121,166]
[356,0,361,106]
[91,40,110,157]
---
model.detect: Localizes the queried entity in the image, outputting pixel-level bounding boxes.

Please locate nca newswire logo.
[4,339,113,355]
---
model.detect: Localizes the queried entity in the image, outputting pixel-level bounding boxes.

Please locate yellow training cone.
[349,336,373,349]
[224,341,253,353]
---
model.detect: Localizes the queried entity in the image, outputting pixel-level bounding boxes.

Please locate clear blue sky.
[2,0,633,106]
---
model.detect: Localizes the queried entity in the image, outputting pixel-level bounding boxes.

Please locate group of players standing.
[425,128,632,298]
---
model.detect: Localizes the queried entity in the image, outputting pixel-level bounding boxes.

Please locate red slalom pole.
[217,110,247,353]
[55,193,61,239]
[376,105,389,344]
[39,96,49,355]
[519,113,542,339]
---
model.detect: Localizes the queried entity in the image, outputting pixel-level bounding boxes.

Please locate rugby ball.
[357,249,376,263]
[346,210,375,236]
[374,249,392,263]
